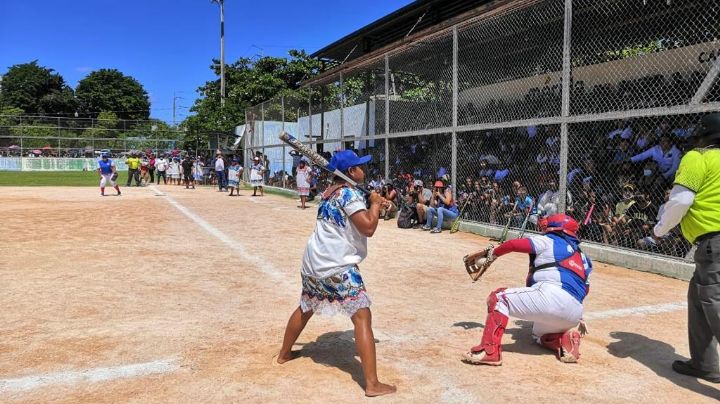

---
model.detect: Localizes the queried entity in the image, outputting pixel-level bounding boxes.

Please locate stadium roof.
[311,0,496,65]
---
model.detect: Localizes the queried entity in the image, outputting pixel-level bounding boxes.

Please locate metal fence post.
[558,0,573,213]
[339,71,344,140]
[451,25,459,200]
[260,102,265,150]
[281,96,286,188]
[384,54,390,180]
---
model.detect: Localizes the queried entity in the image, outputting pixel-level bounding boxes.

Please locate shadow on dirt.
[294,330,380,391]
[452,320,550,357]
[607,331,720,400]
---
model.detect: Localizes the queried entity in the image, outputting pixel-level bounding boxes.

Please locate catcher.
[97,152,121,196]
[461,213,591,365]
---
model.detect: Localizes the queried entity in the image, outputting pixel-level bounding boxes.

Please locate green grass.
[0,171,112,186]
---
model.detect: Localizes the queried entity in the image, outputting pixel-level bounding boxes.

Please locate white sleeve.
[653,184,695,237]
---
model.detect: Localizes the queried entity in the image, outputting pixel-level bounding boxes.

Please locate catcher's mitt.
[462,245,496,282]
[111,172,119,181]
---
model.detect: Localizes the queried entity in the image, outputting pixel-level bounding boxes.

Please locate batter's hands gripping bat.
[462,244,496,282]
[279,132,370,195]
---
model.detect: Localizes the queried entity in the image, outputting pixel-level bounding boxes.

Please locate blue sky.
[1,0,414,123]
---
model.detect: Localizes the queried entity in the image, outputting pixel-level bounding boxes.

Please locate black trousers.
[149,168,155,183]
[687,234,720,373]
[127,169,140,186]
[156,170,167,184]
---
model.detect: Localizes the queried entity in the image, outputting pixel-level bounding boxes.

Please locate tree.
[75,69,150,121]
[184,50,328,137]
[0,61,76,114]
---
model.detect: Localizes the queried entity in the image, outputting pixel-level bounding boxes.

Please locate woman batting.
[275,150,396,397]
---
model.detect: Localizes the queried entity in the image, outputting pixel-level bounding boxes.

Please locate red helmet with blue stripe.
[544,213,579,238]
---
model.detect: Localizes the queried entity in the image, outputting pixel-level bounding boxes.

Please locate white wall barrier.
[0,157,129,172]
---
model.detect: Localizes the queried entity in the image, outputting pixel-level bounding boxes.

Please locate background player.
[97,152,121,196]
[461,213,591,365]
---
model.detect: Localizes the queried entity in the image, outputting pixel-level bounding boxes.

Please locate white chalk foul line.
[0,359,178,393]
[584,302,687,320]
[149,186,285,282]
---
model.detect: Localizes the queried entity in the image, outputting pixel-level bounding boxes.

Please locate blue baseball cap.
[328,150,372,172]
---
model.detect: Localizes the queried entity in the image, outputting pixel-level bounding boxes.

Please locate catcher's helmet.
[697,113,720,142]
[544,213,579,238]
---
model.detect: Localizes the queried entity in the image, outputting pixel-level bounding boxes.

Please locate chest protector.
[530,236,588,281]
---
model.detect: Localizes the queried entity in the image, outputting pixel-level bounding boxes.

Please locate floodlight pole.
[211,0,226,109]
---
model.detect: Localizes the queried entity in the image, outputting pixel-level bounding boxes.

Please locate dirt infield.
[1,185,718,403]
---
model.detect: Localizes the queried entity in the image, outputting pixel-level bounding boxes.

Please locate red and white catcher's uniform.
[463,214,592,365]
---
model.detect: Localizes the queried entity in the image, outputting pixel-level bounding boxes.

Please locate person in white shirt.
[250,156,265,196]
[214,151,226,191]
[275,150,396,398]
[155,155,168,184]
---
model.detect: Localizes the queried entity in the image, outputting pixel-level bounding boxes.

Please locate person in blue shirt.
[96,152,121,196]
[630,134,681,180]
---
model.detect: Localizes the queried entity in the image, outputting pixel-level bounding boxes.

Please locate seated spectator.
[534,179,573,221]
[369,175,384,191]
[637,160,666,203]
[422,179,459,233]
[577,191,608,243]
[602,183,637,245]
[622,190,656,247]
[509,185,534,227]
[610,139,633,166]
[411,180,433,226]
[380,183,398,220]
[636,189,692,257]
[634,129,653,151]
[630,134,681,179]
[478,159,494,179]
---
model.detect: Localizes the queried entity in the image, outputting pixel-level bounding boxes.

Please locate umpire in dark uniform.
[653,112,720,383]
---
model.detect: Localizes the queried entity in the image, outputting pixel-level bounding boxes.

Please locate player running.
[97,152,121,196]
[461,213,591,365]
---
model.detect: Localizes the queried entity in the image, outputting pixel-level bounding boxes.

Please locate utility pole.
[211,0,226,108]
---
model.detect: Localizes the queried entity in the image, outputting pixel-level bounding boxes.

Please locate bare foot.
[365,382,397,397]
[275,350,301,364]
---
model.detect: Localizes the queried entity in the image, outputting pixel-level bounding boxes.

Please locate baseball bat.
[517,202,534,238]
[279,132,370,195]
[450,194,472,234]
[492,200,518,243]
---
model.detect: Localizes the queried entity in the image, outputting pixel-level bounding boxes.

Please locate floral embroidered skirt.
[300,266,371,317]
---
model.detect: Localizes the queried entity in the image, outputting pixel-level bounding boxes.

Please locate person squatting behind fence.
[227,158,243,196]
[462,213,591,366]
[652,113,720,384]
[275,149,396,398]
[422,179,459,233]
[97,152,121,196]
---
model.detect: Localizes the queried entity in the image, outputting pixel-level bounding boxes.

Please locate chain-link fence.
[0,114,185,159]
[245,0,720,262]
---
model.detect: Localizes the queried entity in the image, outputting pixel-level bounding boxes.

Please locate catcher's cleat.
[462,290,508,366]
[540,330,581,363]
[461,350,502,366]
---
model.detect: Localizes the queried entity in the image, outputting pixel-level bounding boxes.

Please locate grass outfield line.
[0,171,123,186]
